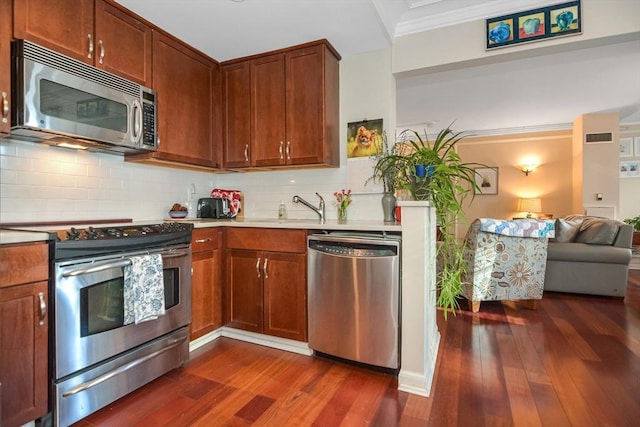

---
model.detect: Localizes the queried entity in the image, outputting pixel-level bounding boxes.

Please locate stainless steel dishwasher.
[307,232,401,370]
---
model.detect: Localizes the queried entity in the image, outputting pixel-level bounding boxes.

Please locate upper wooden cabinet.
[13,0,152,86]
[222,40,340,169]
[221,61,252,168]
[0,0,11,134]
[126,30,221,169]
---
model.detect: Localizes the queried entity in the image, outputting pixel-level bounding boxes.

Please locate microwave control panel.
[141,90,157,149]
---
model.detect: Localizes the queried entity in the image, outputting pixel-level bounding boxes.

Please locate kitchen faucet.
[292,193,325,223]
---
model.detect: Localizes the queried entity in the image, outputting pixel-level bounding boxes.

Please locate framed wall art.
[619,137,634,157]
[620,162,639,178]
[474,167,499,195]
[486,0,581,50]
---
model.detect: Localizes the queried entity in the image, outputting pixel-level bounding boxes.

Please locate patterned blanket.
[478,218,555,238]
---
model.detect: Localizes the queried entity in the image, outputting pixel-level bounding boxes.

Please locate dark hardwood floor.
[75,270,640,426]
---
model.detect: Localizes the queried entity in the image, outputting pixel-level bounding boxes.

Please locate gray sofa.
[544,215,633,297]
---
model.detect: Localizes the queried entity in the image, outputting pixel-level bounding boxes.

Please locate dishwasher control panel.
[309,241,397,257]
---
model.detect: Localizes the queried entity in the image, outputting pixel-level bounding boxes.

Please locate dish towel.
[123,254,165,324]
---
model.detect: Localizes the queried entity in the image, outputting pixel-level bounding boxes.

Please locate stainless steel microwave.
[10,39,157,154]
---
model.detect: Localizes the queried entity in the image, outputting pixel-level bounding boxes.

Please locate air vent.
[20,40,141,98]
[584,132,613,144]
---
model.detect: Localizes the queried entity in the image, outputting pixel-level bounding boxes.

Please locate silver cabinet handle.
[286,141,291,160]
[38,292,46,326]
[195,238,211,244]
[1,91,8,124]
[87,33,94,59]
[279,141,284,160]
[256,257,261,278]
[263,258,268,279]
[244,144,249,162]
[98,40,105,64]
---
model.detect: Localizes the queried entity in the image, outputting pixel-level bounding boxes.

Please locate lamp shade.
[518,198,542,214]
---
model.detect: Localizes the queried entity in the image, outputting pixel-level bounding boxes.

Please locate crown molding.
[394,0,563,37]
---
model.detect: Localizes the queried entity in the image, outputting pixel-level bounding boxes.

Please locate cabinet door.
[285,45,324,165]
[222,61,252,168]
[191,248,222,340]
[263,252,307,341]
[0,282,48,427]
[152,31,216,167]
[13,0,94,63]
[190,229,222,340]
[226,249,262,332]
[0,0,11,134]
[252,54,286,167]
[94,0,152,86]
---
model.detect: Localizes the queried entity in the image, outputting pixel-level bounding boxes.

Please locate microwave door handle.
[131,99,142,142]
[62,259,132,277]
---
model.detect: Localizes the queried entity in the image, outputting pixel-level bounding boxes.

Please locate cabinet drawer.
[225,228,307,253]
[192,228,219,253]
[0,242,49,287]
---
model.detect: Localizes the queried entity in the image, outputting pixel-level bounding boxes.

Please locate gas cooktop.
[52,222,194,260]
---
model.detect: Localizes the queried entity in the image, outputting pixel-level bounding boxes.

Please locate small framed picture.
[474,167,499,195]
[619,162,639,178]
[620,137,634,157]
[634,137,640,158]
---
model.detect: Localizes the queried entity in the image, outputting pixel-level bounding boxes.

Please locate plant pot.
[381,192,396,223]
[633,231,640,246]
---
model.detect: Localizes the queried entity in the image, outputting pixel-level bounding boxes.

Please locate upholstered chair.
[461,218,555,312]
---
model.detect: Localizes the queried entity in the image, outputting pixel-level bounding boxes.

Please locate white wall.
[0,139,217,223]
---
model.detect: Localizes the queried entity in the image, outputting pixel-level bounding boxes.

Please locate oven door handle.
[61,335,187,397]
[62,249,190,277]
[62,259,132,277]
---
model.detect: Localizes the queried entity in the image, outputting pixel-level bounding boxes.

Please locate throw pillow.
[552,218,582,243]
[575,217,620,245]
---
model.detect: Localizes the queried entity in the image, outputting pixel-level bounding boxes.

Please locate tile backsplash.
[0,139,385,223]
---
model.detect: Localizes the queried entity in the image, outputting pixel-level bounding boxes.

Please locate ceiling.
[114,0,640,133]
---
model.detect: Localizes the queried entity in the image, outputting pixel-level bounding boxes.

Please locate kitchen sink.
[244,218,322,224]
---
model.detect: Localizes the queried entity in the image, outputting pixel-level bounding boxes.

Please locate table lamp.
[518,198,542,218]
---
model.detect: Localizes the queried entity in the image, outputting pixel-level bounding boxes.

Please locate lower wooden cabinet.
[224,228,307,342]
[0,242,49,427]
[190,228,222,340]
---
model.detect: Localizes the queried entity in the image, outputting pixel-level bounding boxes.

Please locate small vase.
[381,192,396,223]
[337,206,348,224]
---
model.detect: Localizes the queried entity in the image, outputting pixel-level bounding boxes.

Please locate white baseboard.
[189,327,312,356]
[397,330,440,397]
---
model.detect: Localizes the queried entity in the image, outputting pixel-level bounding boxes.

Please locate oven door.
[54,245,191,379]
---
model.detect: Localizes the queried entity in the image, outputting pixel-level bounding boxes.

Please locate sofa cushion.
[552,218,583,243]
[547,242,632,264]
[575,217,620,245]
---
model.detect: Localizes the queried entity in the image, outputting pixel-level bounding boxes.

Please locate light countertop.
[166,217,402,232]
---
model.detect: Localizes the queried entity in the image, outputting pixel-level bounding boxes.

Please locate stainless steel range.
[50,222,193,427]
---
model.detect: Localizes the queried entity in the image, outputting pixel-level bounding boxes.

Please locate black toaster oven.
[196,198,233,219]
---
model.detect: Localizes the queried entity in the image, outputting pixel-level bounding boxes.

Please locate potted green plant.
[370,125,482,317]
[367,131,408,222]
[623,215,640,246]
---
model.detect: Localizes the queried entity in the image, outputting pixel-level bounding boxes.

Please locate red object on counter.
[394,206,401,223]
[210,189,242,216]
